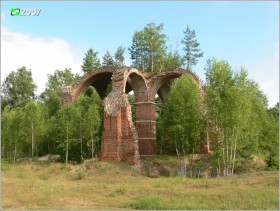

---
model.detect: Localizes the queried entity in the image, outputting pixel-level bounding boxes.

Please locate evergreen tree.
[81,48,101,73]
[181,25,203,71]
[114,46,126,67]
[102,51,114,66]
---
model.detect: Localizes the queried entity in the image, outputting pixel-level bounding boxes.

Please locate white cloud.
[1,26,82,95]
[244,42,279,108]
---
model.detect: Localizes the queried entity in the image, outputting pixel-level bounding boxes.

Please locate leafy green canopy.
[2,66,37,109]
[161,75,203,156]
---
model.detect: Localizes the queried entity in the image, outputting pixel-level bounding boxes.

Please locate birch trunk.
[222,130,226,177]
[232,125,240,175]
[80,120,83,162]
[66,125,69,165]
[13,143,17,163]
[31,120,34,157]
[91,133,95,161]
[9,139,12,162]
[151,54,154,72]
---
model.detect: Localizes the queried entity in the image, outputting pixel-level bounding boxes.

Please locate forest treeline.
[1,23,278,175]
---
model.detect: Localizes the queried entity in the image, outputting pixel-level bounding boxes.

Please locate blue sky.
[1,1,279,107]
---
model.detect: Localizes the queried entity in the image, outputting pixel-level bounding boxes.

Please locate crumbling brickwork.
[61,67,207,164]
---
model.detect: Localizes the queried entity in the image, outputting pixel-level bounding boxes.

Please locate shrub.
[76,171,86,180]
[1,162,13,171]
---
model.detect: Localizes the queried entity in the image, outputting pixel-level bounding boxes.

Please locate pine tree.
[114,46,126,67]
[81,48,101,73]
[181,25,203,71]
[102,51,114,66]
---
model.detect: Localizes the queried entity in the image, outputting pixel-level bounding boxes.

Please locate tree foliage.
[181,25,203,71]
[129,22,167,72]
[81,48,101,73]
[102,50,114,66]
[40,68,79,116]
[114,46,126,67]
[162,75,202,155]
[163,50,183,70]
[160,75,203,176]
[2,66,37,109]
[204,58,277,175]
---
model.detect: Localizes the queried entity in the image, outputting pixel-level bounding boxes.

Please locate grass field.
[1,160,279,210]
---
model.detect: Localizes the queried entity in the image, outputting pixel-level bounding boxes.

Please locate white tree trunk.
[31,120,34,157]
[91,134,95,161]
[66,125,69,165]
[13,143,17,163]
[232,126,239,175]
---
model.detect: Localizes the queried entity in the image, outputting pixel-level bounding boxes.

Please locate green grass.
[1,161,279,210]
[1,162,13,171]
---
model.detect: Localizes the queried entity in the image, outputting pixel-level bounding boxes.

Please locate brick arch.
[147,69,202,102]
[61,67,118,103]
[122,68,148,101]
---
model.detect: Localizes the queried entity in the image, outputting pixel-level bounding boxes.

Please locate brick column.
[135,101,157,155]
[99,112,122,163]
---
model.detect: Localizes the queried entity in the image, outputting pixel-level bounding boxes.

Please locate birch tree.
[56,104,79,165]
[204,59,270,176]
[84,104,101,160]
[25,101,45,157]
[161,75,202,176]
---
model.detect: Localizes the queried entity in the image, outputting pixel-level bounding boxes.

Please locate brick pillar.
[99,112,122,163]
[135,101,157,155]
[120,107,139,164]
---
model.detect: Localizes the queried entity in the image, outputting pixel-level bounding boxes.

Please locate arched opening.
[124,71,157,155]
[84,72,113,100]
[153,73,202,155]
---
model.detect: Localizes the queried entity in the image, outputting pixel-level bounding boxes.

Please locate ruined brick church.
[61,67,209,165]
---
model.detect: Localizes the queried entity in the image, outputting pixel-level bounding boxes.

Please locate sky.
[1,1,279,107]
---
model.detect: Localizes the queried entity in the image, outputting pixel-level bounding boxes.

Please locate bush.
[1,162,13,171]
[75,171,86,180]
[265,152,279,170]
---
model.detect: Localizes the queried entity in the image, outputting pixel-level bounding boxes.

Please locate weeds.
[115,187,125,195]
[129,195,169,210]
[75,171,86,180]
[203,171,209,188]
